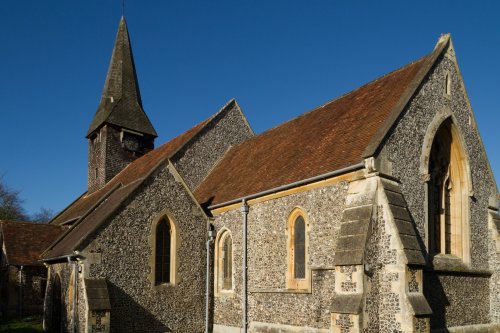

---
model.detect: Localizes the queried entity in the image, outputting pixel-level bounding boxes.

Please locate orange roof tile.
[51,117,210,226]
[195,38,448,207]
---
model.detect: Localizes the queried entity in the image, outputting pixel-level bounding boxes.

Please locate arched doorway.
[51,275,62,333]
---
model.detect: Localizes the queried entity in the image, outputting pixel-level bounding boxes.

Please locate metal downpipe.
[241,200,249,333]
[205,228,215,333]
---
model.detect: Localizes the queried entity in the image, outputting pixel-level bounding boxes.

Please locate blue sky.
[1,1,499,215]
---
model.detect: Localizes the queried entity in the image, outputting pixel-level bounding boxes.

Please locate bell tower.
[87,17,157,193]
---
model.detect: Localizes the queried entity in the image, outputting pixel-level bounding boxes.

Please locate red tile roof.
[1,221,66,266]
[44,100,239,259]
[194,37,449,207]
[51,117,210,226]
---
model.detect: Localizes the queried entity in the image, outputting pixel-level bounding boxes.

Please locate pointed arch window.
[428,119,469,262]
[287,208,310,290]
[215,229,233,294]
[221,233,233,290]
[155,218,172,284]
[294,216,306,279]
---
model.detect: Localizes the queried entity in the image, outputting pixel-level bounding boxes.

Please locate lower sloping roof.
[0,220,66,266]
[44,100,241,260]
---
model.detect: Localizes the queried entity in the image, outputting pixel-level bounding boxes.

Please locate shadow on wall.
[424,272,449,330]
[107,282,171,333]
[404,197,449,330]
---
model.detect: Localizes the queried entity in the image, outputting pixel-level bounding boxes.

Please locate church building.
[41,17,500,333]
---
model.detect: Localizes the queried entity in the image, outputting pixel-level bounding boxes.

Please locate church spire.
[86,17,157,193]
[86,16,157,138]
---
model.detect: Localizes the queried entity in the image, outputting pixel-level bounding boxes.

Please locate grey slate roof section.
[408,294,433,316]
[85,279,111,310]
[335,205,373,265]
[87,17,157,138]
[330,294,363,314]
[380,178,426,265]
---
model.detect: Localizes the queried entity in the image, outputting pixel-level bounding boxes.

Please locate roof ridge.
[247,54,433,142]
[194,35,452,207]
[169,98,237,158]
[45,100,236,255]
[42,182,124,258]
[209,54,433,162]
[1,220,64,227]
[362,34,450,157]
[92,105,223,191]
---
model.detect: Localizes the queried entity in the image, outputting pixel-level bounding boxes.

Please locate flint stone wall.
[212,181,348,330]
[381,46,496,327]
[76,164,208,333]
[0,265,47,316]
[172,103,254,191]
[44,262,73,333]
[490,214,500,322]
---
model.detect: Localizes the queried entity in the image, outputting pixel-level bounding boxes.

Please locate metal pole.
[72,261,77,333]
[241,200,249,333]
[205,228,215,333]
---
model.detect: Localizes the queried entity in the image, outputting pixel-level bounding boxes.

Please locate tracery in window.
[428,119,469,260]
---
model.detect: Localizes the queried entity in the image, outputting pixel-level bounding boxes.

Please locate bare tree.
[31,207,54,223]
[0,176,28,221]
[0,177,54,223]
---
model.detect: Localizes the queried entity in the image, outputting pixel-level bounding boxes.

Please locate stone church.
[39,17,500,333]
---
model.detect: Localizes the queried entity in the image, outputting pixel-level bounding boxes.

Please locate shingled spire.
[87,16,156,138]
[87,17,157,193]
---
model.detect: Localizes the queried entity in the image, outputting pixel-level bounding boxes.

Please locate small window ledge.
[153,282,176,290]
[249,288,312,294]
[215,290,235,298]
[428,255,491,276]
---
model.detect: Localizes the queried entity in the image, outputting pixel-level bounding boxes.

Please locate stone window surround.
[444,70,452,98]
[214,227,235,296]
[420,110,472,267]
[148,209,179,288]
[286,207,311,290]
